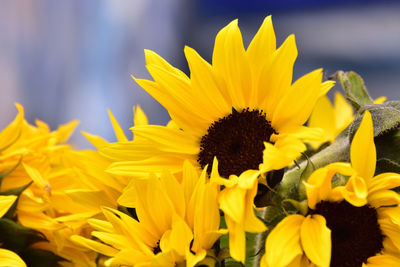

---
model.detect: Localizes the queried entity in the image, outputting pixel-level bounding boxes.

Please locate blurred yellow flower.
[262,111,400,267]
[72,161,226,267]
[0,104,97,266]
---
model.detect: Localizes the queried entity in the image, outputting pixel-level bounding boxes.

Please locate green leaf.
[0,218,46,252]
[332,71,373,111]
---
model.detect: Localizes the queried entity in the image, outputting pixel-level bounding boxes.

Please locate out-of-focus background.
[1,0,399,147]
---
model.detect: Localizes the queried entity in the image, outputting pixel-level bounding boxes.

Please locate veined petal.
[368,190,400,208]
[184,46,230,117]
[247,16,276,80]
[219,186,245,223]
[225,216,246,263]
[368,173,400,194]
[264,215,305,267]
[260,34,297,119]
[341,175,368,207]
[300,215,331,267]
[350,111,376,180]
[71,235,119,257]
[212,19,251,109]
[334,92,354,133]
[364,253,400,267]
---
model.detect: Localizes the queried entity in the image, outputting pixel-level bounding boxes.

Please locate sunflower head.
[262,111,400,267]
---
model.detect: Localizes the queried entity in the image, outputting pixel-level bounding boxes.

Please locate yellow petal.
[0,248,26,267]
[107,109,128,142]
[307,95,336,148]
[350,111,376,180]
[219,186,245,223]
[70,235,118,257]
[0,103,24,150]
[247,16,276,80]
[225,216,246,263]
[81,131,109,149]
[0,195,17,218]
[373,96,386,104]
[184,46,230,118]
[334,92,354,133]
[133,105,149,127]
[265,214,304,267]
[341,175,368,207]
[260,34,298,119]
[212,19,251,109]
[368,190,400,208]
[368,173,400,194]
[300,215,331,267]
[364,253,400,267]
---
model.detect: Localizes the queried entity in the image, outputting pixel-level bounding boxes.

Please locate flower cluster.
[1,16,400,267]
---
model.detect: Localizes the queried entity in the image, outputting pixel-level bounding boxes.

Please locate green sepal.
[19,248,67,267]
[332,71,373,111]
[0,218,46,252]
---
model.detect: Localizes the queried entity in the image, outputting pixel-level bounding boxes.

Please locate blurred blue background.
[1,0,399,147]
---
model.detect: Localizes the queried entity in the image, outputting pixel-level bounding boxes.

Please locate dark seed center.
[309,201,384,267]
[197,108,275,178]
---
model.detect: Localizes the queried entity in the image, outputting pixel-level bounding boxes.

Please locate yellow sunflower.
[104,16,334,181]
[261,111,400,267]
[72,161,226,267]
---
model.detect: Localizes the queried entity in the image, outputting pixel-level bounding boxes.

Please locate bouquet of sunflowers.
[1,16,399,267]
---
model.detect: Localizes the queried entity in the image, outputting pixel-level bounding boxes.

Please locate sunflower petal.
[350,111,376,180]
[300,215,331,267]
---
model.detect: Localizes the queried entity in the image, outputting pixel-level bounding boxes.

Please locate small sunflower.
[104,16,334,180]
[307,92,354,149]
[72,161,226,267]
[307,92,386,149]
[262,111,400,267]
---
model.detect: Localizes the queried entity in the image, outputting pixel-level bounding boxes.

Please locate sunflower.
[261,111,400,267]
[104,16,334,182]
[72,161,226,266]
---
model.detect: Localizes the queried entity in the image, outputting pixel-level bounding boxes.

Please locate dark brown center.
[197,108,275,178]
[310,200,384,267]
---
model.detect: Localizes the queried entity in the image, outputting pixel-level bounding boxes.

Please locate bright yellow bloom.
[0,104,97,266]
[307,92,354,149]
[104,16,334,182]
[72,161,226,266]
[262,111,400,267]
